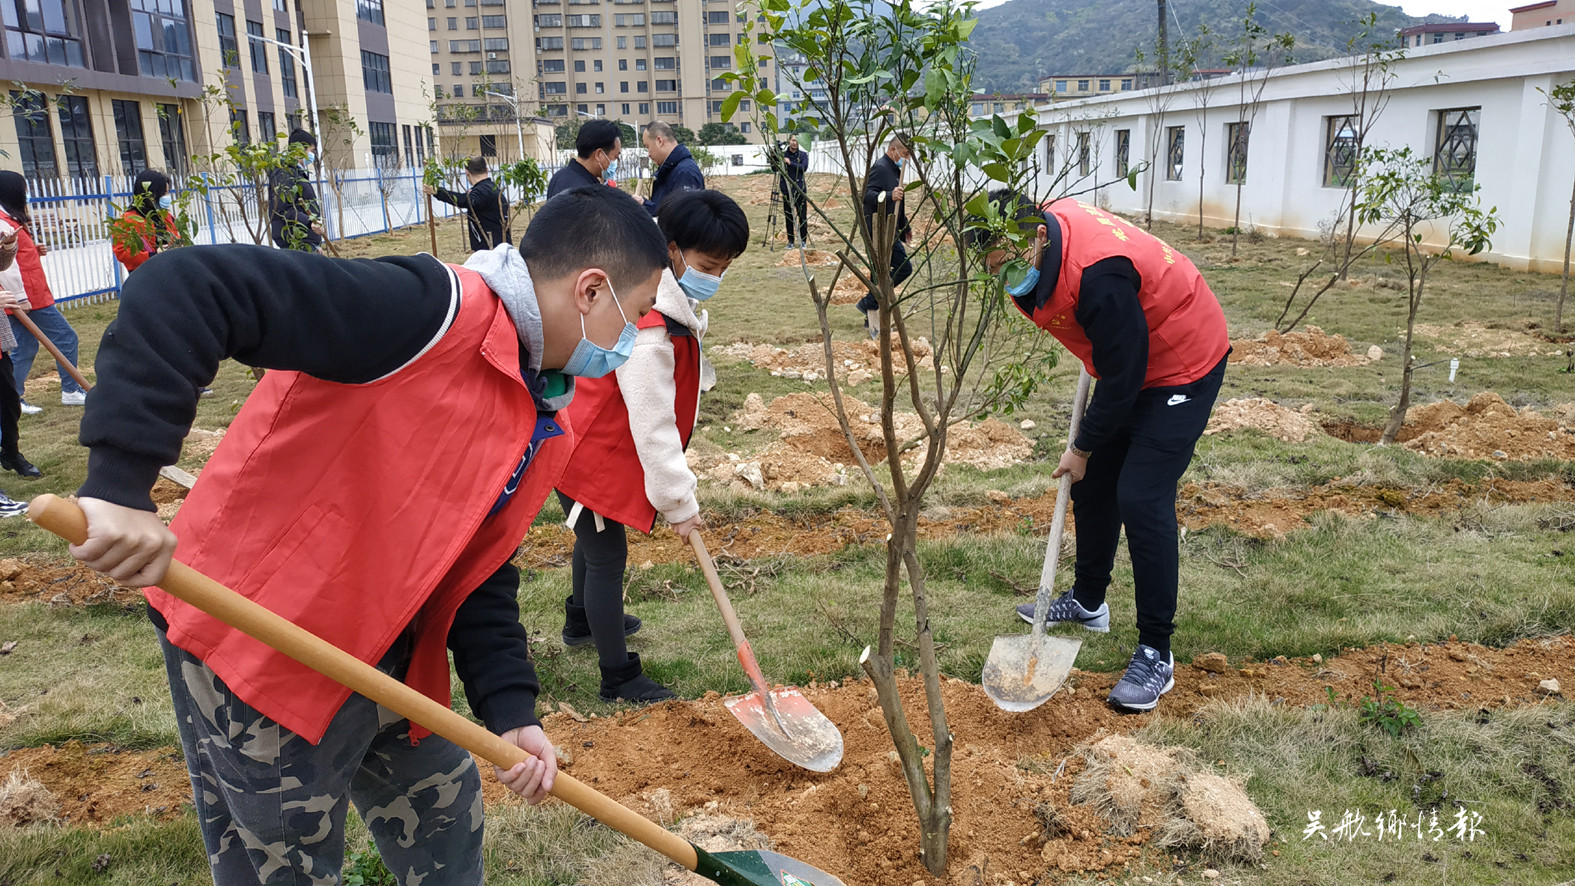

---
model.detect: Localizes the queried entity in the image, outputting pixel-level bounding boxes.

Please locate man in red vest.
[64,185,671,885]
[555,189,749,703]
[984,192,1230,713]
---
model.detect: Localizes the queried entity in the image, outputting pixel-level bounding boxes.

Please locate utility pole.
[1158,0,1171,86]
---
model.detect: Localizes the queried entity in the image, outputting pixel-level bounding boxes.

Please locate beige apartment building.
[0,0,432,180]
[427,0,774,154]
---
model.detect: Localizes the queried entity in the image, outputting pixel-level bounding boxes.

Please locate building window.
[707,10,730,23]
[1323,115,1358,187]
[655,79,676,91]
[655,56,675,70]
[4,0,86,67]
[615,13,644,25]
[616,36,625,48]
[619,81,628,93]
[618,58,627,71]
[638,102,649,115]
[466,16,477,29]
[541,59,564,72]
[451,61,462,74]
[229,107,249,145]
[258,111,276,142]
[246,20,267,73]
[414,124,427,166]
[637,81,648,92]
[369,121,396,166]
[621,103,630,114]
[570,37,601,49]
[402,124,414,166]
[1077,79,1089,91]
[1121,78,1133,90]
[1055,80,1067,93]
[278,29,297,98]
[708,33,728,46]
[710,77,727,91]
[58,95,97,179]
[112,100,148,176]
[576,82,587,94]
[216,12,239,67]
[479,133,496,157]
[566,14,599,27]
[970,101,982,115]
[486,59,508,74]
[429,16,435,29]
[1225,121,1249,184]
[653,10,678,24]
[356,0,385,26]
[158,103,187,176]
[537,36,563,50]
[362,51,392,93]
[709,100,723,113]
[452,84,463,96]
[482,15,506,28]
[633,35,646,48]
[1099,79,1110,91]
[468,60,481,74]
[543,81,567,95]
[1076,131,1090,176]
[635,58,646,70]
[10,91,56,178]
[708,54,727,69]
[446,16,456,29]
[1166,125,1184,181]
[574,60,585,72]
[1114,129,1130,178]
[992,101,1002,113]
[1042,133,1054,169]
[657,100,678,114]
[1433,107,1479,191]
[131,0,196,81]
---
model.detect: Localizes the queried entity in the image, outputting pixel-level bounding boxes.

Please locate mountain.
[968,0,1469,93]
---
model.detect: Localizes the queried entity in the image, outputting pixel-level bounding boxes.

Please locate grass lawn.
[1,175,1572,884]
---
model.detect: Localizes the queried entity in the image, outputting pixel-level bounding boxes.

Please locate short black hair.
[966,187,1043,248]
[287,129,317,148]
[576,119,622,159]
[465,156,489,176]
[521,186,669,294]
[657,189,750,260]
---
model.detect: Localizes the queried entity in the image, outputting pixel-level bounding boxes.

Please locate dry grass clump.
[0,770,60,827]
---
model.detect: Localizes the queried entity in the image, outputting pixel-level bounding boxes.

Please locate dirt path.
[4,636,1570,885]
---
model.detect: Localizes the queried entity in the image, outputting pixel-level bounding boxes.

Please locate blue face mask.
[604,158,618,180]
[1004,265,1040,298]
[158,195,173,209]
[897,156,906,170]
[561,280,638,378]
[677,252,723,301]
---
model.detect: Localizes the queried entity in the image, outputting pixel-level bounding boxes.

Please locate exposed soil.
[1203,398,1324,443]
[776,248,842,269]
[690,391,1033,494]
[0,553,140,607]
[1229,326,1372,368]
[13,636,1569,885]
[1398,393,1575,461]
[1412,321,1569,358]
[711,336,934,388]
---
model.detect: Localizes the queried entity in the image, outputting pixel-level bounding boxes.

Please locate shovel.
[28,495,844,886]
[689,532,844,773]
[981,367,1093,712]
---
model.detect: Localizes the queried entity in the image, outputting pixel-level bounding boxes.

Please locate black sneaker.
[1016,590,1109,631]
[562,613,643,648]
[599,652,677,704]
[1107,644,1175,712]
[0,453,41,479]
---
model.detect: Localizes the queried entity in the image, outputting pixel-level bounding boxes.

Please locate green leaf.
[1127,170,1139,190]
[964,191,991,218]
[720,90,745,121]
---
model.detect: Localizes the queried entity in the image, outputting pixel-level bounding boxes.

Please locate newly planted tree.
[1542,78,1575,333]
[726,0,1054,873]
[1355,146,1498,445]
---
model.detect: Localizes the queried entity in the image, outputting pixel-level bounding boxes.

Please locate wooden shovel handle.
[13,310,91,392]
[688,532,773,698]
[26,494,699,872]
[1032,368,1093,636]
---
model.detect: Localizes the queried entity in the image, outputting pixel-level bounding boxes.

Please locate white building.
[1023,23,1575,273]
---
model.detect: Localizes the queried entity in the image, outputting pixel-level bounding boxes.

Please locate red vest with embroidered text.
[1020,200,1229,388]
[555,310,700,534]
[0,210,54,310]
[147,265,572,743]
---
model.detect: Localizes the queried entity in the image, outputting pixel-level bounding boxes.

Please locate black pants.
[556,491,630,671]
[781,180,808,242]
[1070,355,1226,656]
[0,353,21,457]
[855,240,913,314]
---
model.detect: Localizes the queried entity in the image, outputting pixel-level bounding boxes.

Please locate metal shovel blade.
[722,687,844,773]
[695,846,846,886]
[981,633,1084,713]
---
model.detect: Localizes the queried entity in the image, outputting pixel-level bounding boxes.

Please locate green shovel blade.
[692,846,846,886]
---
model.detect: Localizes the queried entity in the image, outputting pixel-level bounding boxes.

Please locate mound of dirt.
[1204,398,1324,443]
[712,337,934,388]
[1229,326,1371,367]
[1072,735,1269,861]
[0,770,59,827]
[0,742,189,824]
[1412,321,1567,358]
[776,248,841,268]
[701,392,1033,492]
[0,554,139,607]
[1400,392,1575,460]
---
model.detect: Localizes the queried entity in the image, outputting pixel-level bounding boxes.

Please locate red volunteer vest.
[0,210,54,310]
[1022,200,1229,388]
[148,265,572,743]
[556,310,700,533]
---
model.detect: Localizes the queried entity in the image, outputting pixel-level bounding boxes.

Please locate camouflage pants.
[158,629,485,886]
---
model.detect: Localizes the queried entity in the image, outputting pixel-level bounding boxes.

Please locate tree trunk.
[1381,248,1424,446]
[1231,179,1244,257]
[1196,124,1207,239]
[1557,172,1574,333]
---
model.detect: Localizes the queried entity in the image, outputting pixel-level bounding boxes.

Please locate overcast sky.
[968,0,1517,30]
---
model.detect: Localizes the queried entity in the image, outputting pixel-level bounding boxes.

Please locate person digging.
[555,189,750,703]
[983,191,1230,713]
[65,185,670,885]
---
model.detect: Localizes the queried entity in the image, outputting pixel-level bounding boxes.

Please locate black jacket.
[862,154,909,244]
[644,144,705,217]
[80,244,549,733]
[778,146,809,194]
[433,176,511,252]
[268,164,322,251]
[545,159,605,200]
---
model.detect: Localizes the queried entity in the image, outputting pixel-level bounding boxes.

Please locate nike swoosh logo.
[1167,395,1191,406]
